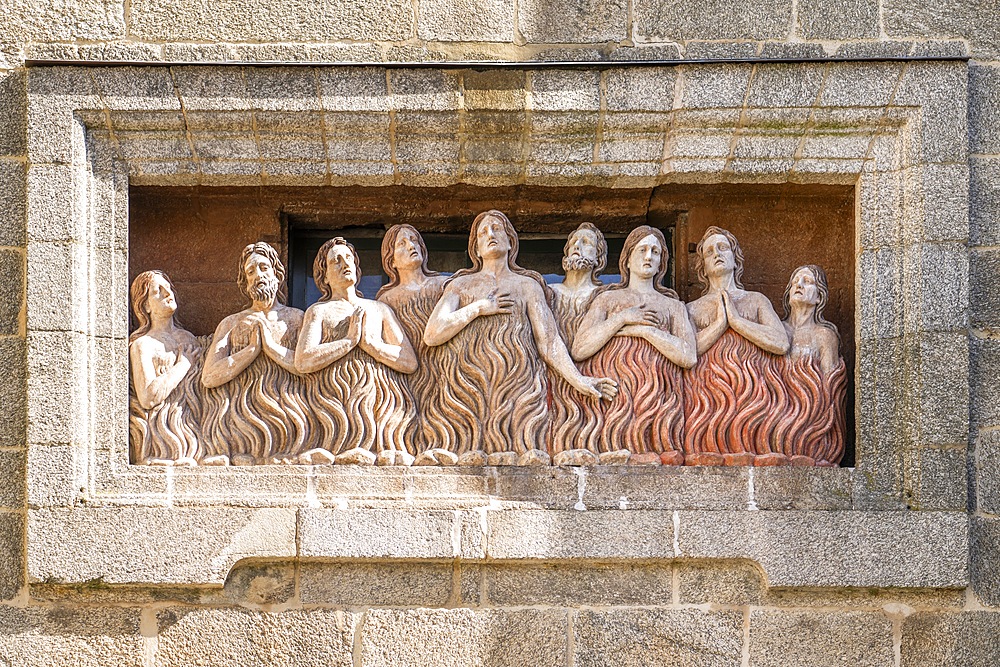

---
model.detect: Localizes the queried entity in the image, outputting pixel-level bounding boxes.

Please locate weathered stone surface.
[530,70,601,112]
[820,62,904,108]
[26,331,85,445]
[971,336,1000,429]
[0,248,23,336]
[28,507,296,585]
[751,468,854,511]
[884,1,1000,60]
[485,562,673,606]
[972,248,1000,328]
[679,64,753,109]
[362,608,568,667]
[0,160,26,248]
[894,62,969,164]
[574,608,744,667]
[0,337,25,450]
[222,562,296,606]
[918,332,969,447]
[970,158,1000,247]
[298,509,482,559]
[0,512,24,600]
[971,516,1000,607]
[746,63,824,108]
[797,0,878,39]
[0,72,26,158]
[129,0,413,42]
[581,466,750,510]
[417,0,514,42]
[901,611,1000,665]
[0,450,25,509]
[750,610,895,667]
[487,510,675,560]
[677,511,969,588]
[634,0,792,40]
[970,64,1000,155]
[907,447,968,511]
[518,0,628,43]
[155,608,355,667]
[677,560,766,605]
[299,561,454,606]
[977,430,1000,514]
[0,606,142,666]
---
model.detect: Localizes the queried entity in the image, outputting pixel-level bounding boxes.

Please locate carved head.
[129,269,177,342]
[562,222,607,286]
[314,237,362,302]
[783,264,833,322]
[695,226,744,293]
[452,210,548,292]
[615,225,677,298]
[377,224,439,298]
[238,242,286,306]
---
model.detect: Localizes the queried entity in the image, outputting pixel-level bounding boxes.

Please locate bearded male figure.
[201,242,317,465]
[548,223,608,461]
[423,210,617,465]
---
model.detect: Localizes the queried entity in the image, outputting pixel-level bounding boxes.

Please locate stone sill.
[27,502,968,590]
[90,464,864,511]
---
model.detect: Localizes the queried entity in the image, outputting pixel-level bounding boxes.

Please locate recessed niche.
[129,181,856,462]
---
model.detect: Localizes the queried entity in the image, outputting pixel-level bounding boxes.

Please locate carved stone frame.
[23,62,970,589]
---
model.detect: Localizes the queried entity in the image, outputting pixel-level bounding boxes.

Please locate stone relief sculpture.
[683,226,791,466]
[128,270,207,466]
[548,223,608,464]
[375,225,455,465]
[201,242,313,465]
[295,237,418,465]
[776,265,847,466]
[571,226,698,465]
[423,210,618,466]
[128,217,848,468]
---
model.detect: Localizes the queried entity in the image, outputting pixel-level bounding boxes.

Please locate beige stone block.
[902,611,1000,666]
[130,0,413,41]
[574,608,744,667]
[169,467,311,507]
[463,70,527,111]
[299,561,454,606]
[530,70,601,112]
[677,510,969,588]
[518,0,628,42]
[3,0,124,41]
[362,608,568,667]
[486,509,675,560]
[750,610,894,667]
[0,606,142,666]
[605,68,677,112]
[389,70,461,111]
[155,608,355,667]
[485,562,673,606]
[417,0,515,42]
[0,159,26,247]
[0,512,24,599]
[26,331,86,445]
[28,507,296,585]
[0,337,26,450]
[26,165,83,243]
[677,560,766,605]
[298,508,483,559]
[634,0,792,41]
[26,443,79,508]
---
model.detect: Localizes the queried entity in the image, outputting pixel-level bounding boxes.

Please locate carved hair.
[695,225,745,294]
[782,264,840,347]
[450,210,548,292]
[563,222,608,287]
[377,224,440,299]
[608,225,678,299]
[313,237,362,302]
[237,242,287,305]
[129,269,176,343]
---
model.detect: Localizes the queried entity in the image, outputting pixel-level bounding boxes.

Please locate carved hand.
[346,308,364,348]
[720,291,739,324]
[479,289,515,317]
[617,303,659,328]
[580,375,618,401]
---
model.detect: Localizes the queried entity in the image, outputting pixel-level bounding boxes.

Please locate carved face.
[628,233,663,281]
[144,273,177,319]
[325,243,358,289]
[243,252,280,303]
[563,228,599,271]
[475,214,511,260]
[789,267,820,307]
[701,233,735,278]
[392,228,423,271]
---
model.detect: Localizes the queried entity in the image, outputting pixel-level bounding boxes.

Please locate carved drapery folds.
[128,217,847,468]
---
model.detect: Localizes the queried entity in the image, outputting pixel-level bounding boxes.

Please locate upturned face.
[628,233,663,281]
[325,244,358,290]
[789,267,820,307]
[392,229,424,272]
[566,228,599,265]
[145,274,177,319]
[475,215,511,260]
[701,233,735,278]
